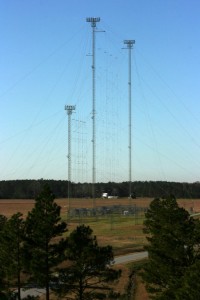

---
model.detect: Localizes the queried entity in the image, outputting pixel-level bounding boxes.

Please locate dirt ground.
[0,197,199,218]
[134,275,149,300]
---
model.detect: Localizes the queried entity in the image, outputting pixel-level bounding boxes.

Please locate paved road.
[20,288,45,299]
[114,251,148,264]
[19,251,148,299]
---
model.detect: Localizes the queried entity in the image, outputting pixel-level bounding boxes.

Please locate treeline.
[0,179,200,199]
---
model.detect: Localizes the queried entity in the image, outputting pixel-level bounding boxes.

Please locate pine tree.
[53,224,121,300]
[0,214,8,298]
[24,185,67,300]
[142,196,200,299]
[0,213,25,300]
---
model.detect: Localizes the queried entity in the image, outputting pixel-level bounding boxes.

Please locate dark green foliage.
[0,215,8,296]
[24,185,67,300]
[1,179,200,198]
[0,213,26,299]
[175,259,200,299]
[0,292,9,300]
[53,224,121,300]
[0,213,25,299]
[142,196,200,299]
[0,215,7,230]
[0,259,6,295]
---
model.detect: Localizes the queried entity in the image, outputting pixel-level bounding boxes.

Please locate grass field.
[66,215,146,255]
[0,197,199,255]
[0,197,150,255]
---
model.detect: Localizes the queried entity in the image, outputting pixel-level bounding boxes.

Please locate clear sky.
[1,0,200,183]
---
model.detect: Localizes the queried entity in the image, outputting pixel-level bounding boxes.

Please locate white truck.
[102,193,108,198]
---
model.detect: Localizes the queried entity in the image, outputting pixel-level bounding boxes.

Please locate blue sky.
[1,0,200,183]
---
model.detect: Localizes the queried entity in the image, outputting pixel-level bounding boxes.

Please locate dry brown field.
[1,197,199,218]
[0,197,199,255]
[1,198,199,259]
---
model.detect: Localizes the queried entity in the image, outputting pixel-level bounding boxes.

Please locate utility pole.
[124,40,135,199]
[86,17,100,209]
[65,105,75,213]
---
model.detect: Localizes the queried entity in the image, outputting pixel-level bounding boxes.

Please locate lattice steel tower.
[86,17,100,202]
[124,40,135,198]
[65,105,75,211]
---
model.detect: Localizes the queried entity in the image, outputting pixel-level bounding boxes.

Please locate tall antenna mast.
[124,39,135,198]
[65,105,75,213]
[86,17,100,206]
